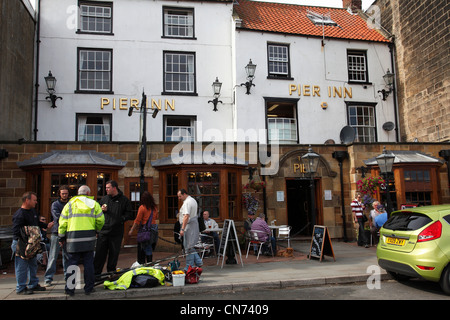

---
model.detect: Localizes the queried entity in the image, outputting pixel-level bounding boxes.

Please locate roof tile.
[234,0,389,42]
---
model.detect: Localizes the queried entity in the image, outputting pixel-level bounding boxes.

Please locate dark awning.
[364,150,443,166]
[17,150,126,168]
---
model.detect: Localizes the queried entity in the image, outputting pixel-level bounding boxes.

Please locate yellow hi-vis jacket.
[58,195,104,253]
[104,267,165,290]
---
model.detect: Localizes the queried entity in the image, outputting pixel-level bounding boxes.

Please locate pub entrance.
[286,179,314,236]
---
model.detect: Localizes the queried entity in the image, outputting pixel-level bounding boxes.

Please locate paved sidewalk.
[0,241,388,300]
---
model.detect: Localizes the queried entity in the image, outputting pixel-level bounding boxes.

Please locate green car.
[377,204,450,295]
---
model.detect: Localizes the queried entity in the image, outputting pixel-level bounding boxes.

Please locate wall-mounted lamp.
[44,71,63,108]
[378,69,395,101]
[208,77,223,112]
[240,59,256,94]
[376,146,395,214]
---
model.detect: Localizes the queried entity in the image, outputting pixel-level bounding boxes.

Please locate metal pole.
[383,173,393,216]
[338,161,348,242]
[310,177,316,233]
[139,91,147,198]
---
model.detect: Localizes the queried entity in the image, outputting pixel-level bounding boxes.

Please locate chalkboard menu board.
[217,219,243,268]
[308,225,335,262]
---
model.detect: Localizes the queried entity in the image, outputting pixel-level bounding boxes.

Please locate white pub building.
[8,0,447,244]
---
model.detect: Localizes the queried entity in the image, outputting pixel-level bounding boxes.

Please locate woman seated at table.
[251,213,276,255]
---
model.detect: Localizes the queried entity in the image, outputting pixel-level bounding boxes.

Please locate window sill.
[161,92,198,96]
[267,76,294,81]
[74,90,114,94]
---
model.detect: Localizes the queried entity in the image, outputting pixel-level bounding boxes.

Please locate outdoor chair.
[277,225,291,248]
[195,233,216,259]
[245,230,274,260]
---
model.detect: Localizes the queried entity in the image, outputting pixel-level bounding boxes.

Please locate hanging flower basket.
[243,179,266,192]
[356,176,386,208]
[242,193,259,215]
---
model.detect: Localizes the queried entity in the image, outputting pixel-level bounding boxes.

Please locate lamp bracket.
[46,94,63,108]
[240,80,255,94]
[208,98,223,112]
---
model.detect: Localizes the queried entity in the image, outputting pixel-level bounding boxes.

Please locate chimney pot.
[342,0,362,13]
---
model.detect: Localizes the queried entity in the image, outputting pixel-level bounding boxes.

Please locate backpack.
[16,226,42,260]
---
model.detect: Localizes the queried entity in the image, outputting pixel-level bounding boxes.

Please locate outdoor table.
[269,225,287,238]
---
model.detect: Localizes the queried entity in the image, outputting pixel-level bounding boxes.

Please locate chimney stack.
[342,0,362,13]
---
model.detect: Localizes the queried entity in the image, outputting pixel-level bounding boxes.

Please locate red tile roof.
[234,0,390,42]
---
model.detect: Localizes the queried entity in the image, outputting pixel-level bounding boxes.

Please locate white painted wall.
[36,0,396,145]
[234,28,396,144]
[37,0,234,142]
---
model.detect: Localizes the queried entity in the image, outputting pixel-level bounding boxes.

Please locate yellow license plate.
[386,237,406,246]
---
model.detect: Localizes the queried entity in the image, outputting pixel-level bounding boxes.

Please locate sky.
[29,0,375,11]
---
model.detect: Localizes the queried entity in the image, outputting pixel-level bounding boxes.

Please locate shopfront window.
[50,171,112,202]
[188,171,220,218]
[404,169,432,206]
[166,172,179,220]
[51,172,88,198]
[160,167,242,223]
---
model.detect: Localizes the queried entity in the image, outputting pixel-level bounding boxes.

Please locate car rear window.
[444,215,450,225]
[383,211,432,231]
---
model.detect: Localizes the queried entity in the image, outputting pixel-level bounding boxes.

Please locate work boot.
[146,255,152,263]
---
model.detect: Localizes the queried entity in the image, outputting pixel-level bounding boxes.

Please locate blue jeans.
[44,234,68,283]
[11,240,39,293]
[185,250,202,271]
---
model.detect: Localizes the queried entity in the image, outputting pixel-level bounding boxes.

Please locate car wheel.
[387,271,410,282]
[439,265,450,295]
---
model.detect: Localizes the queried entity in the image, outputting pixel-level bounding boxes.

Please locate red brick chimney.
[342,0,362,13]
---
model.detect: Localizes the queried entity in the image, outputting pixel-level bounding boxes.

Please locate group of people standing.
[11,182,205,296]
[351,192,388,247]
[12,180,137,296]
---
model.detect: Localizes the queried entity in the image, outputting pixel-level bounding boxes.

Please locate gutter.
[33,0,41,141]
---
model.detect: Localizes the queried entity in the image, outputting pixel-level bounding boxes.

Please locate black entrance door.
[286,179,313,236]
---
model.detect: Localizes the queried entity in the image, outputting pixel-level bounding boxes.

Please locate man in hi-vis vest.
[59,185,104,296]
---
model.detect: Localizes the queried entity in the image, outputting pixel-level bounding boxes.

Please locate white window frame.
[347,50,368,83]
[347,104,377,142]
[79,2,112,34]
[268,44,290,77]
[164,52,196,94]
[78,48,112,92]
[266,99,299,144]
[77,114,111,142]
[164,116,196,142]
[163,7,194,38]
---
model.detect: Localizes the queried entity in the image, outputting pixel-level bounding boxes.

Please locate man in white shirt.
[178,189,202,270]
[202,211,219,252]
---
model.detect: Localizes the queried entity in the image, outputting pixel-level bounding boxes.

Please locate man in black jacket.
[94,180,133,275]
[12,192,48,295]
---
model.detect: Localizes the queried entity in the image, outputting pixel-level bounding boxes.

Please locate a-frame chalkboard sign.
[217,219,244,268]
[308,225,335,262]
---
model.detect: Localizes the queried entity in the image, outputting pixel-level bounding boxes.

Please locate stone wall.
[374,0,450,142]
[0,0,35,141]
[1,141,449,242]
